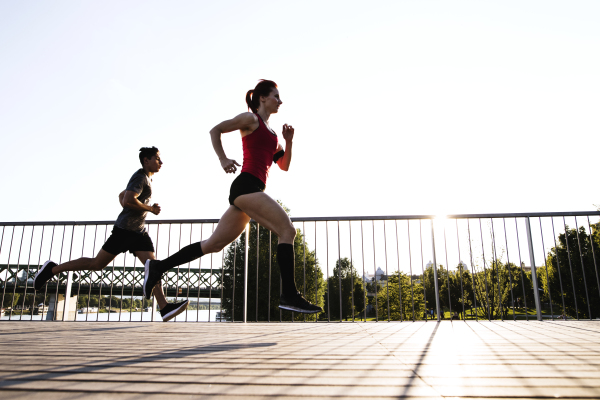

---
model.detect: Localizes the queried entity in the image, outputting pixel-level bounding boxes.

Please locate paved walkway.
[0,320,599,399]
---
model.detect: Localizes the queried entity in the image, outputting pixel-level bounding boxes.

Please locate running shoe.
[279,291,323,314]
[143,259,162,300]
[34,260,57,291]
[160,300,190,322]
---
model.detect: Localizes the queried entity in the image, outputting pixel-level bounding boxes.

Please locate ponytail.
[245,90,256,113]
[245,80,277,114]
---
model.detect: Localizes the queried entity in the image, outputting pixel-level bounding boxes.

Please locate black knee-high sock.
[277,243,297,296]
[156,242,204,275]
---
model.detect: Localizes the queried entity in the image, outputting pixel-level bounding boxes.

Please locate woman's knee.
[279,223,296,242]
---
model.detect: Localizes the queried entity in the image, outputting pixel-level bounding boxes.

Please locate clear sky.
[1,1,599,223]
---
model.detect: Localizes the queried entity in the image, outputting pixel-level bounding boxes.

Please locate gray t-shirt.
[115,169,152,233]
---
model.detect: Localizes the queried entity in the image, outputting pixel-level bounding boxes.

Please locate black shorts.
[102,226,155,255]
[229,172,266,205]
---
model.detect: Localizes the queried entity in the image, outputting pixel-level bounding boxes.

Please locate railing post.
[62,271,73,321]
[525,217,543,321]
[243,224,249,323]
[431,220,441,321]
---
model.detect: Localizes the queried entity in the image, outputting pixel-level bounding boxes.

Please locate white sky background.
[1,1,599,224]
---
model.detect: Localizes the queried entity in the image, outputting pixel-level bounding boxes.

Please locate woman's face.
[261,88,282,113]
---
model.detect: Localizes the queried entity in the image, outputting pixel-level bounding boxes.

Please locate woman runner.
[143,80,322,314]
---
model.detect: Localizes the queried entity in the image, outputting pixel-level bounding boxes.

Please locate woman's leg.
[234,192,298,296]
[134,251,168,309]
[152,206,250,275]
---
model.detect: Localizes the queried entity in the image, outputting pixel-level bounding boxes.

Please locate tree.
[376,272,425,320]
[542,225,600,319]
[222,203,326,322]
[323,258,365,321]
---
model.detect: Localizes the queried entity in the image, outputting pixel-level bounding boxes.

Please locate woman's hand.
[220,158,241,174]
[282,124,294,142]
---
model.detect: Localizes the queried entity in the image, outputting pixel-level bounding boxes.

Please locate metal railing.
[1,211,599,322]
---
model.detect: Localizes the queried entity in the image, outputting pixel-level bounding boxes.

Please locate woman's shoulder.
[235,112,258,125]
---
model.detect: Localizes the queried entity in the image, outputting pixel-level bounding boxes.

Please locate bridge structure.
[1,213,600,398]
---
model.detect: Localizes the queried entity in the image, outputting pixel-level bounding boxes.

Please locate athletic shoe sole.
[278,304,321,314]
[34,260,55,291]
[162,300,190,322]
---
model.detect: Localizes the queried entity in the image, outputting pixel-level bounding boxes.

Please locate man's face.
[144,152,163,173]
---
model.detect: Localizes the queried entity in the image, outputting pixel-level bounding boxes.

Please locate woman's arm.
[276,123,294,171]
[209,112,257,174]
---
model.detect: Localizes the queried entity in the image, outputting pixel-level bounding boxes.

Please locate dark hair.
[139,146,159,166]
[245,80,278,113]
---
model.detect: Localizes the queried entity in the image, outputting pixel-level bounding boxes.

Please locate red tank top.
[241,114,279,184]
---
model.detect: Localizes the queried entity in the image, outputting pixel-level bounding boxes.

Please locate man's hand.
[150,203,161,215]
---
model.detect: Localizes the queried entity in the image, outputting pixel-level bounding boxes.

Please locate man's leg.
[34,249,116,291]
[135,251,167,309]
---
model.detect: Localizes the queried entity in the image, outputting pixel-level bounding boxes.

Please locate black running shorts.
[229,172,266,205]
[102,226,155,255]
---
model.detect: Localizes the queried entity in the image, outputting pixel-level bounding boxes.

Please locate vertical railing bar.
[53,226,67,322]
[501,219,516,321]
[419,220,428,321]
[185,224,193,322]
[62,225,76,322]
[232,240,237,323]
[219,246,224,322]
[0,226,6,321]
[383,221,390,322]
[2,227,17,321]
[30,226,46,320]
[394,220,404,322]
[490,219,503,321]
[10,226,26,321]
[372,220,378,322]
[478,219,491,321]
[574,216,592,320]
[86,225,98,322]
[525,217,543,321]
[349,221,354,322]
[129,256,136,322]
[585,216,600,312]
[406,220,415,322]
[118,251,127,321]
[562,217,579,320]
[243,225,249,324]
[197,225,204,323]
[538,217,554,321]
[430,219,441,321]
[303,221,307,323]
[455,219,465,321]
[268,229,271,322]
[514,218,529,321]
[97,226,109,322]
[337,221,342,322]
[209,222,217,322]
[256,223,260,322]
[18,227,35,321]
[174,224,182,310]
[74,225,87,322]
[551,218,567,317]
[466,220,478,321]
[326,222,330,322]
[361,220,366,322]
[41,226,56,322]
[443,221,452,320]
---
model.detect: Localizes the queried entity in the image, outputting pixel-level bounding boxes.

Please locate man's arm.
[122,191,161,215]
[118,190,126,207]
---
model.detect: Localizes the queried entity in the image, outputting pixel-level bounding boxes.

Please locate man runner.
[34,147,188,322]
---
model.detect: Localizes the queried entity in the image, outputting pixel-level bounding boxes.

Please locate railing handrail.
[2,211,600,226]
